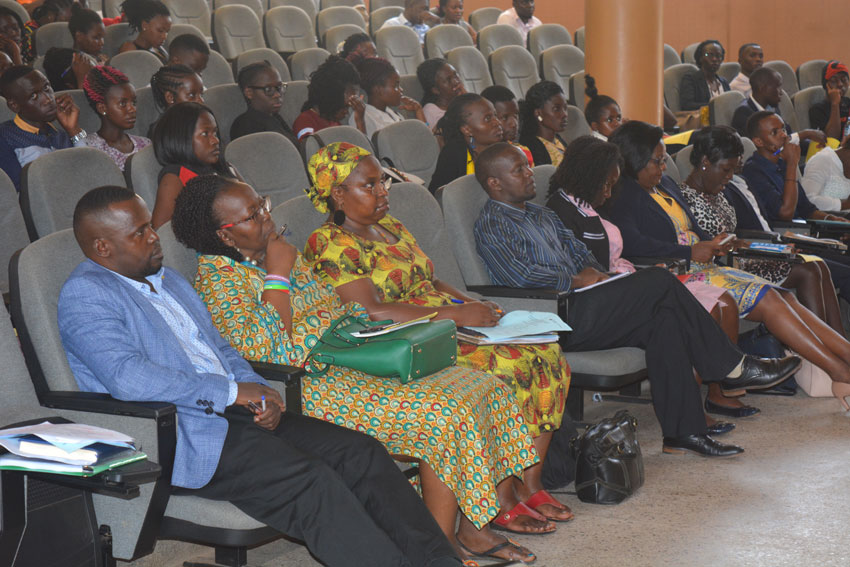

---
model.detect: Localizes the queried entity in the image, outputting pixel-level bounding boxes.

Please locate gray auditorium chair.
[303,125,373,159]
[370,6,402,38]
[663,43,680,69]
[371,119,439,186]
[235,47,292,81]
[269,0,317,25]
[213,4,265,60]
[681,41,699,65]
[225,132,310,206]
[0,306,55,425]
[708,90,745,127]
[664,62,698,112]
[163,0,212,37]
[399,73,423,106]
[718,61,740,83]
[778,89,800,132]
[156,221,202,283]
[317,6,366,42]
[0,170,29,296]
[324,22,366,51]
[476,24,523,58]
[446,45,492,94]
[63,89,101,136]
[103,23,135,57]
[741,136,757,164]
[165,23,208,47]
[792,85,826,131]
[664,153,681,185]
[468,7,500,32]
[322,0,364,9]
[214,0,265,20]
[102,0,123,18]
[489,45,540,100]
[375,25,423,75]
[271,195,325,250]
[108,50,163,88]
[124,144,160,208]
[204,83,244,145]
[20,147,125,240]
[561,104,591,144]
[264,5,318,53]
[797,59,827,90]
[541,44,584,93]
[289,47,330,80]
[281,79,309,125]
[130,86,158,138]
[529,164,556,207]
[764,60,798,96]
[567,70,585,110]
[424,24,473,59]
[35,22,72,56]
[201,50,236,87]
[574,25,584,52]
[528,23,571,65]
[0,95,9,125]
[369,0,404,11]
[674,144,694,180]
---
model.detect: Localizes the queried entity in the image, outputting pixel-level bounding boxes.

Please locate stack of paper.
[458,310,571,345]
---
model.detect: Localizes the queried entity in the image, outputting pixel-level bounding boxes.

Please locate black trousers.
[181,409,459,567]
[561,268,743,438]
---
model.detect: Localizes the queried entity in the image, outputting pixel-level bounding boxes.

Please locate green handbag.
[304,315,458,383]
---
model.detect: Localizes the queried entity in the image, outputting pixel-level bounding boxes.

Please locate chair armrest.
[629,257,689,273]
[40,391,176,419]
[248,361,303,415]
[465,285,569,301]
[734,229,780,241]
[772,219,811,234]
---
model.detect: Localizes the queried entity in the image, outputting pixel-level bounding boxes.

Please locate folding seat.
[130,85,158,138]
[529,164,556,206]
[289,47,330,80]
[269,0,317,25]
[477,23,523,58]
[778,90,800,132]
[489,45,540,100]
[102,0,123,18]
[0,95,10,124]
[123,144,160,208]
[281,79,309,125]
[446,45,492,94]
[792,86,826,131]
[303,124,373,160]
[63,89,101,134]
[212,4,265,60]
[528,23,571,65]
[103,23,134,58]
[708,90,745,127]
[35,22,72,57]
[764,60,799,95]
[165,23,208,47]
[322,0,364,8]
[468,7,500,32]
[235,47,292,81]
[213,0,265,20]
[424,23,473,59]
[0,170,29,296]
[225,131,310,206]
[399,73,423,106]
[371,119,439,186]
[663,43,680,69]
[203,83,245,145]
[264,6,317,53]
[574,25,584,52]
[324,23,366,51]
[163,0,212,37]
[663,62,698,112]
[201,50,236,87]
[561,104,591,144]
[375,25,423,75]
[369,0,404,11]
[681,41,699,65]
[316,6,366,42]
[664,154,681,184]
[674,145,694,180]
[567,70,585,110]
[797,59,827,91]
[541,44,584,94]
[718,61,740,83]
[108,50,164,88]
[370,6,403,39]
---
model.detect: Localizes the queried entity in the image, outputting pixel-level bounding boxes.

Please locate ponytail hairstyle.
[583,74,618,126]
[121,0,170,33]
[82,65,130,111]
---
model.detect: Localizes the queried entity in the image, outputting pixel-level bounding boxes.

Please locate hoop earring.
[333,209,346,226]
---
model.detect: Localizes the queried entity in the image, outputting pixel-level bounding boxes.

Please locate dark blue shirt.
[741,153,817,222]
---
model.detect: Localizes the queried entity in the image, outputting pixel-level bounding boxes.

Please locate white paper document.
[465,310,571,340]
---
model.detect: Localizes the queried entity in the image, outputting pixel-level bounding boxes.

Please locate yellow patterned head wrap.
[306,142,373,213]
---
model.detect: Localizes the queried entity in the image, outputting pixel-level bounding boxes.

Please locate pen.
[450,298,464,304]
[261,395,266,412]
[772,147,783,156]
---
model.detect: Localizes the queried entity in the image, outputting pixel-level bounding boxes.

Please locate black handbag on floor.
[572,409,644,505]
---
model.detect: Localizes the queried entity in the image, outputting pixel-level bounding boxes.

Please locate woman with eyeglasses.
[171,170,547,565]
[680,39,730,111]
[230,61,299,150]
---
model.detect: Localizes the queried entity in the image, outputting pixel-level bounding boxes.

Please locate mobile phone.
[718,234,734,245]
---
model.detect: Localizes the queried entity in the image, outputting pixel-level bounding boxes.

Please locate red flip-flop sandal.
[525,490,574,522]
[491,501,555,534]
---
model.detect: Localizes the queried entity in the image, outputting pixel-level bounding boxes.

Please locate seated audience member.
[152,102,239,228]
[731,67,826,147]
[0,65,86,191]
[118,0,171,64]
[293,55,365,141]
[481,84,533,164]
[339,32,377,62]
[43,46,94,91]
[303,142,576,531]
[417,58,465,129]
[166,33,210,74]
[680,39,730,111]
[496,0,541,44]
[436,0,476,43]
[148,63,205,136]
[472,141,799,454]
[584,75,623,141]
[428,93,504,193]
[742,110,848,224]
[171,174,549,565]
[69,3,108,64]
[380,0,436,45]
[350,56,425,138]
[230,61,298,148]
[22,0,72,64]
[58,186,463,567]
[729,43,763,97]
[0,6,24,65]
[802,134,850,211]
[809,60,850,140]
[605,121,850,407]
[518,80,568,167]
[82,65,150,171]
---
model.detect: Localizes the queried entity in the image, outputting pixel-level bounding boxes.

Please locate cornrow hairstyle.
[438,92,483,145]
[172,173,243,261]
[607,120,664,180]
[0,65,35,98]
[583,74,618,125]
[32,0,72,24]
[73,185,138,245]
[518,80,564,144]
[153,102,232,174]
[121,0,170,33]
[693,39,724,69]
[169,33,209,57]
[548,135,623,202]
[42,47,76,90]
[150,63,196,110]
[355,56,396,97]
[689,126,743,167]
[68,3,102,37]
[301,55,360,120]
[417,57,447,106]
[0,7,23,34]
[82,65,130,111]
[480,85,515,104]
[339,32,370,60]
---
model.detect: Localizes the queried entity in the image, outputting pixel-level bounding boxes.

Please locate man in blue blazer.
[58,186,459,567]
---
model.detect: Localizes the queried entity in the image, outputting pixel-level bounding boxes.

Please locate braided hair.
[417,57,447,106]
[82,65,130,111]
[172,173,243,261]
[518,80,564,145]
[121,0,170,33]
[438,92,483,145]
[150,63,196,110]
[301,55,360,120]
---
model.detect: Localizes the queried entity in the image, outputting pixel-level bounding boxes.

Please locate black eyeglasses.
[247,83,286,97]
[220,196,271,229]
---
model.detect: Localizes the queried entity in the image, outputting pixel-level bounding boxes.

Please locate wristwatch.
[70,129,87,144]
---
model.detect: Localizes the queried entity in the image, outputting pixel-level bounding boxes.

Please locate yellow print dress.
[303,215,571,437]
[194,253,539,529]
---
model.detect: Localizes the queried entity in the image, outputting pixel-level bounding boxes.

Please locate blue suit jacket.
[58,260,267,489]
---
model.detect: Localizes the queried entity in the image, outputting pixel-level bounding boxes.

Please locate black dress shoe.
[747,376,798,396]
[719,355,802,393]
[704,398,760,418]
[706,421,735,435]
[662,434,744,457]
